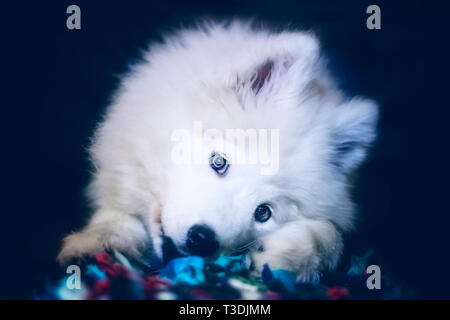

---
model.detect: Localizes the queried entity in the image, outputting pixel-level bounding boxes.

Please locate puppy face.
[161,133,298,256]
[157,46,378,257]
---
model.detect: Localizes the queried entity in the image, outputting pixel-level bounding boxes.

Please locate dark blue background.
[3,0,449,299]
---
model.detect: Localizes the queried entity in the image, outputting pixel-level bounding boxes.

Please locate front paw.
[58,219,149,266]
[57,230,104,266]
[250,250,321,282]
[249,240,322,283]
[248,220,343,283]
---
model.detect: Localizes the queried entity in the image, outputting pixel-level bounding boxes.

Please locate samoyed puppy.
[58,21,378,282]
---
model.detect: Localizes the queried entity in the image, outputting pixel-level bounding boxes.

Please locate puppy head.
[156,28,378,258]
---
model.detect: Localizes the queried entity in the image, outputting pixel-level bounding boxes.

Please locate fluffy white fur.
[58,21,378,282]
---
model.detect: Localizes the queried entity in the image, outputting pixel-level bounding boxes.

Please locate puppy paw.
[249,244,321,283]
[57,230,104,266]
[57,219,149,266]
[248,220,343,283]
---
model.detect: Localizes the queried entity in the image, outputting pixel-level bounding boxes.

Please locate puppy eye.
[254,203,272,223]
[209,151,229,176]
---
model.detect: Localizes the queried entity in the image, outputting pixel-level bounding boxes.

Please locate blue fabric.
[85,265,107,281]
[347,249,374,275]
[159,255,247,285]
[271,269,297,292]
[36,249,405,300]
[214,254,246,273]
[262,264,297,293]
[160,256,206,285]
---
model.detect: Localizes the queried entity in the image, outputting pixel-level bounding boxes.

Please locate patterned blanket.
[36,249,404,300]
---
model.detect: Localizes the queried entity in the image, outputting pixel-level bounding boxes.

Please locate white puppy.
[58,21,378,282]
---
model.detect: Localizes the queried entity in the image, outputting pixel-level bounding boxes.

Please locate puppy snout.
[186,224,219,257]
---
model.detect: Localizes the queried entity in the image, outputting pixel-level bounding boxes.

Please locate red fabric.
[95,252,130,279]
[264,290,280,300]
[86,280,110,300]
[189,288,212,299]
[327,286,350,300]
[142,275,172,298]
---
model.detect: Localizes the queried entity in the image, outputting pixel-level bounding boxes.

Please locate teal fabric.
[159,255,248,285]
[214,254,246,273]
[160,256,206,285]
[271,269,297,292]
[36,249,406,300]
[85,265,107,281]
[347,249,374,275]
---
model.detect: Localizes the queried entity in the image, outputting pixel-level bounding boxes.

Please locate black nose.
[186,224,219,257]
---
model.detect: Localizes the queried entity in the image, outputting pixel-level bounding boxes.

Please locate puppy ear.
[330,99,379,173]
[250,59,275,94]
[236,32,321,101]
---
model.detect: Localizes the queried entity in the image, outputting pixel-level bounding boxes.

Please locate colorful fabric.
[36,250,406,300]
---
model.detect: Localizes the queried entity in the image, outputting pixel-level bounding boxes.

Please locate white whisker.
[231,239,259,254]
